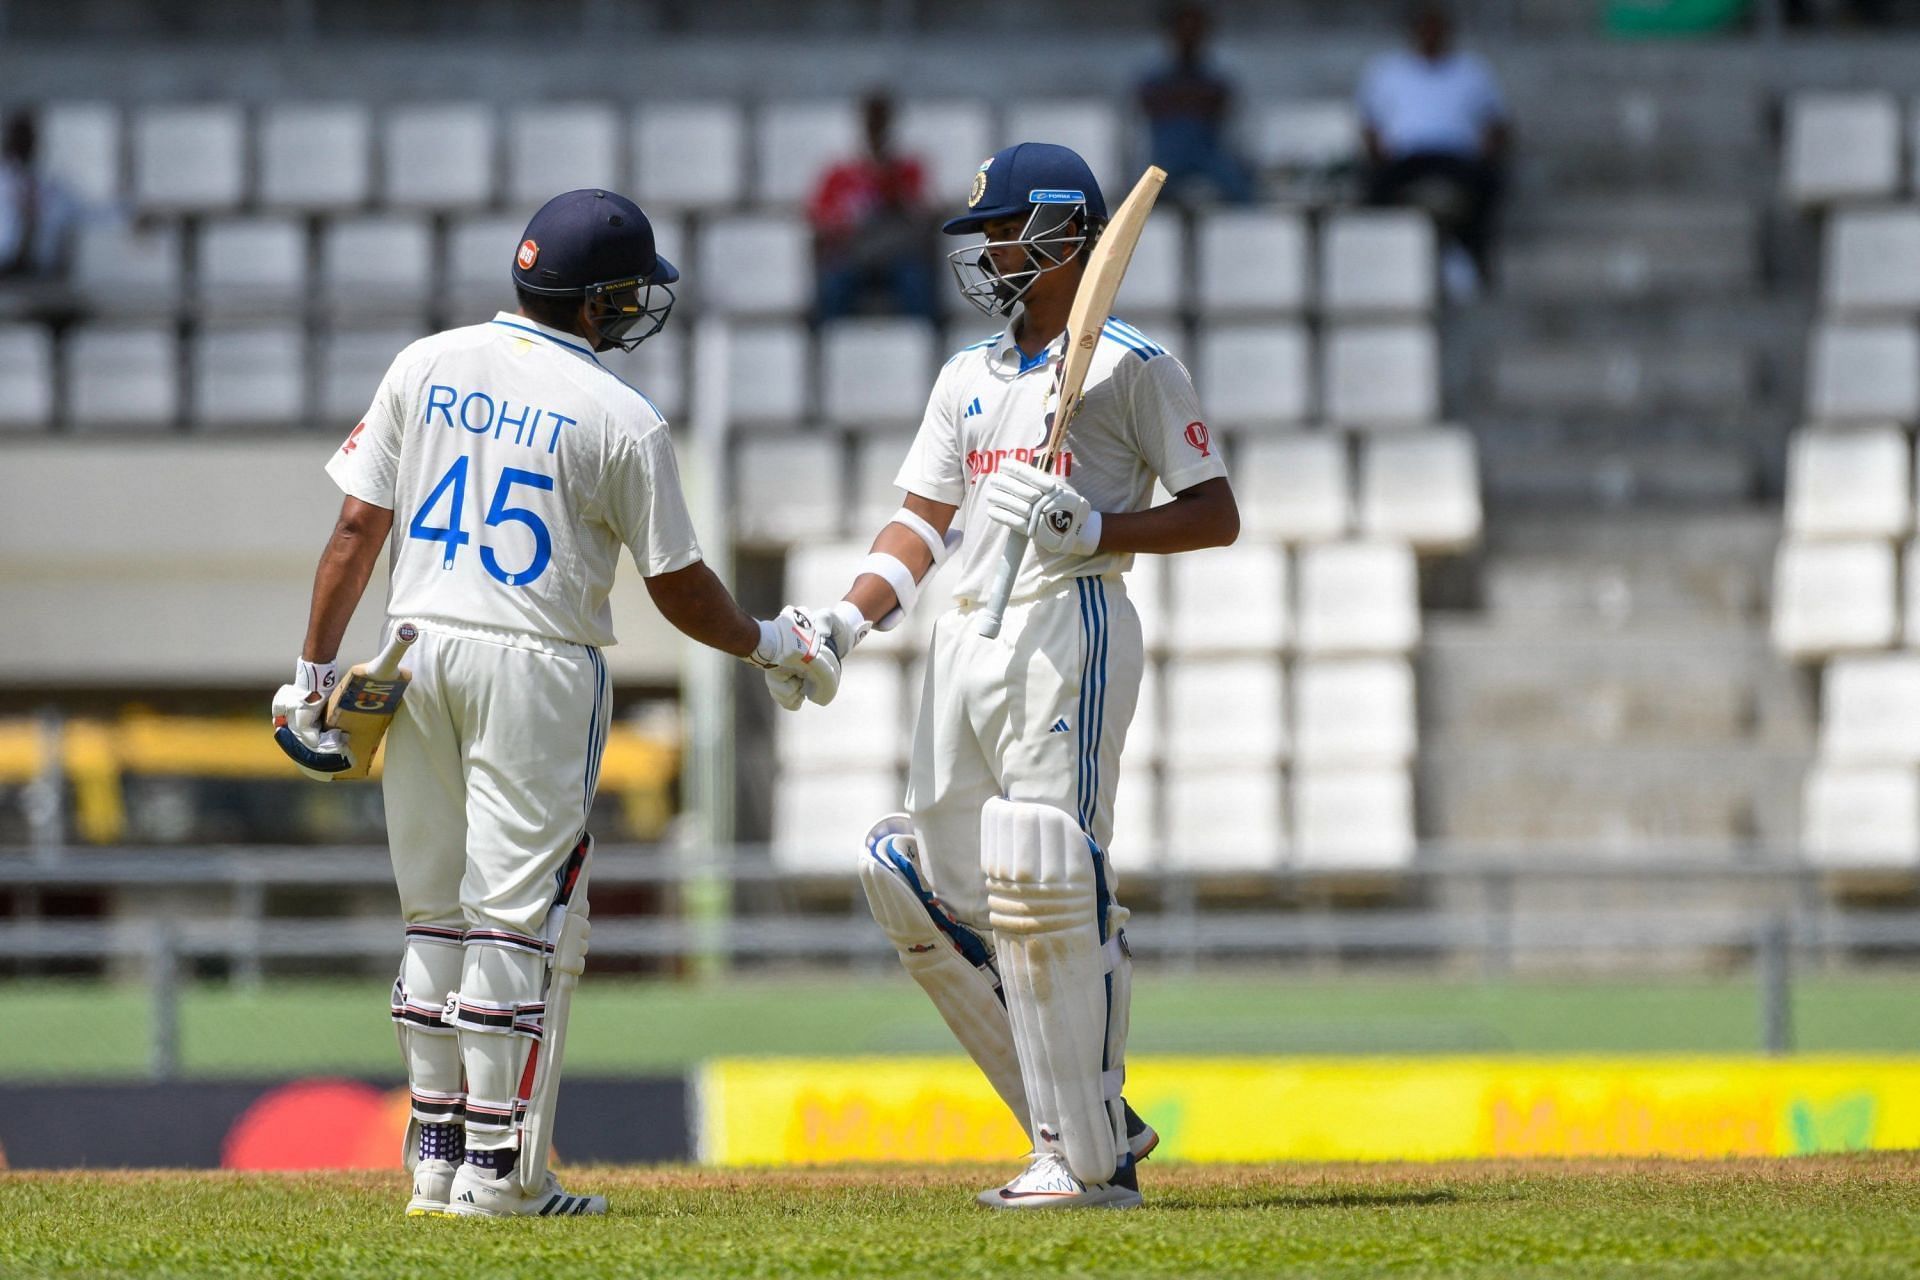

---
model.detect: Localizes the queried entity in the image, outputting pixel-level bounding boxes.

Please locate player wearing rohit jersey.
[770,144,1239,1208]
[272,189,839,1220]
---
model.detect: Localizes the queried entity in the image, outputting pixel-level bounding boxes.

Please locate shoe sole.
[982,1187,1143,1211]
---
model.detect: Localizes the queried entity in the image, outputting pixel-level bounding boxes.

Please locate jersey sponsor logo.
[517,239,540,270]
[340,421,366,455]
[962,396,983,419]
[964,446,1073,483]
[1028,188,1085,204]
[1183,420,1212,458]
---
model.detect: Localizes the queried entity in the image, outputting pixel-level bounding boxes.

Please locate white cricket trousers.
[382,620,611,938]
[904,574,1143,932]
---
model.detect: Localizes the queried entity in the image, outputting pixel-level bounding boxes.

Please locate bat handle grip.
[977,531,1028,639]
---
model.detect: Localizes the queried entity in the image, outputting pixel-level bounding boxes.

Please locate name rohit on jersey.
[965,447,1075,483]
[425,383,576,455]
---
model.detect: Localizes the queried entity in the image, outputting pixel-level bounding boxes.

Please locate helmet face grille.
[945,200,1089,317]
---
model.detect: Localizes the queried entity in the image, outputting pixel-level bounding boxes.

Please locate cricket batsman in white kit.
[779,143,1240,1208]
[272,189,840,1218]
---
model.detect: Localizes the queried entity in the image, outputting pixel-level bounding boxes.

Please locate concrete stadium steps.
[1488,342,1755,418]
[1499,199,1760,303]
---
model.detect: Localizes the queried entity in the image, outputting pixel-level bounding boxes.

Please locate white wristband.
[859,551,920,631]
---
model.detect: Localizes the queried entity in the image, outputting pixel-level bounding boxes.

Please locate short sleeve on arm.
[606,425,704,577]
[1129,353,1230,494]
[893,361,966,507]
[323,349,409,508]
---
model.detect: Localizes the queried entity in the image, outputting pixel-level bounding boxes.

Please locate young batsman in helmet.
[769,143,1239,1208]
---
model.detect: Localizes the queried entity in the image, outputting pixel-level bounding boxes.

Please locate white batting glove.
[747,605,843,710]
[984,459,1103,557]
[270,657,352,781]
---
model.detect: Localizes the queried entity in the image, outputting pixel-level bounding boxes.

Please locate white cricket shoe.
[976,1151,1142,1210]
[405,1158,459,1217]
[445,1163,607,1218]
[976,1110,1157,1208]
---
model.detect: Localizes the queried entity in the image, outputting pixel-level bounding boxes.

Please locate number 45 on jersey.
[408,455,555,588]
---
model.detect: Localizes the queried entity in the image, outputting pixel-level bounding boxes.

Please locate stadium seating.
[1358,427,1484,551]
[1772,539,1900,657]
[445,214,525,314]
[505,103,622,206]
[1801,764,1920,866]
[1295,541,1421,654]
[258,104,371,211]
[1320,210,1437,315]
[1194,209,1310,315]
[1127,556,1169,653]
[1165,657,1287,765]
[1246,99,1361,194]
[1128,657,1163,764]
[1292,768,1416,870]
[1822,207,1920,315]
[72,221,183,315]
[772,766,902,874]
[1167,543,1289,655]
[133,104,245,211]
[1906,540,1920,646]
[733,432,842,543]
[1113,217,1187,316]
[755,100,862,207]
[820,319,936,427]
[196,217,308,316]
[1233,432,1351,544]
[775,655,904,768]
[632,102,748,211]
[724,323,810,424]
[1806,321,1920,424]
[598,325,686,421]
[1111,755,1163,869]
[316,326,423,424]
[1820,654,1920,764]
[696,214,811,316]
[1323,324,1440,427]
[0,325,54,430]
[64,326,178,430]
[190,327,306,430]
[382,103,496,209]
[41,101,121,206]
[319,216,434,318]
[782,540,921,654]
[1162,767,1287,872]
[847,433,913,532]
[1783,425,1912,539]
[895,100,993,203]
[1783,92,1902,206]
[1293,658,1416,767]
[1003,99,1121,192]
[1196,322,1312,426]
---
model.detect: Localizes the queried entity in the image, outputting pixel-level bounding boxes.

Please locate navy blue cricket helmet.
[943,143,1107,317]
[512,189,678,351]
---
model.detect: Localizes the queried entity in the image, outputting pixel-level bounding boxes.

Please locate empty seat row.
[1784,424,1917,539]
[1821,207,1920,315]
[1806,321,1920,423]
[1783,92,1915,206]
[1771,537,1920,657]
[1802,764,1920,866]
[769,762,1414,875]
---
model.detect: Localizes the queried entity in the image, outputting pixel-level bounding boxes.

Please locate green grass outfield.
[7,971,1920,1078]
[4,1157,1919,1279]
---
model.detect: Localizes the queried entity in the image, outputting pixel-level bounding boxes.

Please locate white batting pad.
[859,816,1029,1134]
[983,798,1119,1185]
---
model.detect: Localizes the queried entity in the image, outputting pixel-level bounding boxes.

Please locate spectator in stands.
[0,110,82,281]
[1358,3,1511,300]
[808,92,939,324]
[1137,2,1254,206]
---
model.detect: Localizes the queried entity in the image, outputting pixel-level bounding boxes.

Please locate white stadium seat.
[1114,217,1187,315]
[1821,654,1920,764]
[72,220,183,315]
[895,100,994,203]
[319,216,434,317]
[1235,431,1350,544]
[1127,658,1164,765]
[724,323,811,424]
[1784,425,1911,540]
[821,319,937,427]
[196,217,308,316]
[1247,99,1362,175]
[1196,322,1311,426]
[1165,657,1287,765]
[755,100,862,206]
[383,103,495,210]
[1293,658,1416,767]
[1906,540,1920,647]
[258,104,371,210]
[1320,209,1436,315]
[0,326,55,431]
[1127,556,1169,653]
[773,767,902,875]
[1807,322,1920,424]
[1772,538,1899,658]
[132,104,245,211]
[445,214,528,313]
[776,654,904,769]
[1295,541,1420,655]
[505,103,622,206]
[1823,207,1920,315]
[1784,92,1901,206]
[1168,543,1289,655]
[65,326,178,430]
[696,214,811,316]
[596,325,687,423]
[733,433,842,544]
[190,326,305,429]
[42,102,121,206]
[1112,754,1163,871]
[849,433,915,533]
[1323,323,1440,427]
[1359,426,1483,551]
[1003,99,1121,192]
[1163,768,1287,873]
[633,102,747,211]
[1802,764,1920,867]
[317,326,427,425]
[1195,209,1310,314]
[1293,769,1415,870]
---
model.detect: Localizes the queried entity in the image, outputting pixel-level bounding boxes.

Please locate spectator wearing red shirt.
[809,93,938,324]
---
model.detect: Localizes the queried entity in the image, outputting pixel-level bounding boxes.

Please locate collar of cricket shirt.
[490,311,605,368]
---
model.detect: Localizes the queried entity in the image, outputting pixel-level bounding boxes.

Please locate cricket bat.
[321,622,420,780]
[977,165,1168,640]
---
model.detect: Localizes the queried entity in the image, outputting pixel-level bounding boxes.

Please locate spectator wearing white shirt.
[0,111,83,282]
[1358,4,1510,298]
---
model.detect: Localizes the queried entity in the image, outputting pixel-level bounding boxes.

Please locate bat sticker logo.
[1183,420,1212,458]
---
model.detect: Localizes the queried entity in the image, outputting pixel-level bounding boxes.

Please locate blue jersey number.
[407,457,554,588]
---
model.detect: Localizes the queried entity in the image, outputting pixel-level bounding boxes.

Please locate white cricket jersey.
[895,315,1228,605]
[325,311,702,648]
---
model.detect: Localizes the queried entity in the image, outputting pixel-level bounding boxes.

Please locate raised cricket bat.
[322,622,420,780]
[977,165,1168,639]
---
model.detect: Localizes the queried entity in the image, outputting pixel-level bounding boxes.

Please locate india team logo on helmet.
[968,156,993,209]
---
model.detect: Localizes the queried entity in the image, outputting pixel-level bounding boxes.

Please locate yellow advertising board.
[697,1056,1920,1165]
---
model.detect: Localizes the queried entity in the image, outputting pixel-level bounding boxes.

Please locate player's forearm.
[844,524,934,622]
[1095,478,1239,555]
[301,500,394,662]
[643,559,761,657]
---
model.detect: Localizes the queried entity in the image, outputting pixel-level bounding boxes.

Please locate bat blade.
[323,622,420,780]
